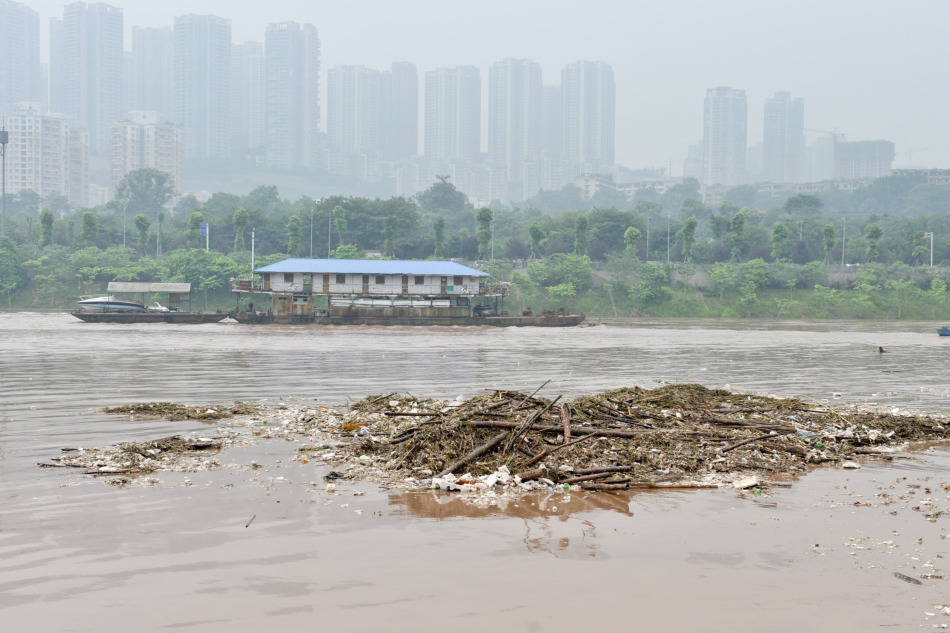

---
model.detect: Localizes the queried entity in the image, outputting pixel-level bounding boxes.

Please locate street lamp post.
[327,212,332,259]
[0,128,8,237]
[666,214,671,263]
[924,232,934,267]
[841,215,846,268]
[310,203,314,258]
[645,217,650,261]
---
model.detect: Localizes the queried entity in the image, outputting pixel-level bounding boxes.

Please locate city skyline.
[12,0,948,173]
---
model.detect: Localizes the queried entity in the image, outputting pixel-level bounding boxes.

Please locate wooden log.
[504,396,561,463]
[383,411,442,417]
[572,465,633,475]
[515,467,547,482]
[562,402,571,445]
[759,441,808,456]
[520,432,601,469]
[437,431,509,477]
[721,430,794,453]
[581,481,631,490]
[475,398,514,413]
[468,420,647,439]
[562,472,614,484]
[516,380,551,408]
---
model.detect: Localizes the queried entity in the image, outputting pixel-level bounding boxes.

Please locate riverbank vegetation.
[0,169,947,319]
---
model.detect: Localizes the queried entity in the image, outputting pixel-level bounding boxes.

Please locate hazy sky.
[28,0,950,172]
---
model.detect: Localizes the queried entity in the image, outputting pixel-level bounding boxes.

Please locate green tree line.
[0,168,948,318]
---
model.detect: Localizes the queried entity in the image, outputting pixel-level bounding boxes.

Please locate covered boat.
[938,326,950,337]
[72,282,229,324]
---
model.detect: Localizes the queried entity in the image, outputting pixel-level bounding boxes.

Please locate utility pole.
[327,212,332,258]
[841,215,846,267]
[645,217,650,261]
[924,232,934,267]
[0,127,7,237]
[666,214,671,263]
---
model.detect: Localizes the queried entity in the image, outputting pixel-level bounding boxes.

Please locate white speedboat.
[76,295,146,312]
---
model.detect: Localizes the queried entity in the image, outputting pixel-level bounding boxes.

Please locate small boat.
[72,285,228,323]
[938,326,950,337]
[76,295,146,312]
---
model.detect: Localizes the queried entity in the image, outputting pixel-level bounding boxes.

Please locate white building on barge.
[231,258,501,323]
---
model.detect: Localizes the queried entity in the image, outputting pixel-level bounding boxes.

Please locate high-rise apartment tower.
[50,2,124,156]
[264,22,320,169]
[703,86,747,186]
[488,58,543,197]
[0,0,44,115]
[762,91,804,183]
[424,66,481,161]
[561,61,615,174]
[173,14,231,158]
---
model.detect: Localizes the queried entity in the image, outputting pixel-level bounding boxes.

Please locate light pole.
[327,211,332,259]
[841,215,846,267]
[0,127,7,237]
[310,202,314,258]
[924,232,934,267]
[121,199,128,247]
[645,217,650,261]
[666,214,671,263]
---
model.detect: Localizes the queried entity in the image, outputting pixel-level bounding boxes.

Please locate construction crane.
[804,128,846,142]
[899,147,932,166]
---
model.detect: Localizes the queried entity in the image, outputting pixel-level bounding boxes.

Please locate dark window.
[454,276,463,285]
[376,275,386,285]
[414,276,424,285]
[336,274,345,284]
[284,273,294,283]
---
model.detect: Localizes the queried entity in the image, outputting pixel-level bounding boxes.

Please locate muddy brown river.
[2,312,950,631]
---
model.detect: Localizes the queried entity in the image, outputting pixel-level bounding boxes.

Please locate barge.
[230,258,584,327]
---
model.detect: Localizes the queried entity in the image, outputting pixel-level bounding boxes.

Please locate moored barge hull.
[229,310,584,327]
[71,310,229,324]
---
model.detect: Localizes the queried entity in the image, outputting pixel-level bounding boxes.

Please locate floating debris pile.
[102,402,262,422]
[335,383,950,492]
[41,385,950,493]
[47,435,224,477]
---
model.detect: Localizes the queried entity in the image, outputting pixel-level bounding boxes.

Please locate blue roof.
[255,258,489,277]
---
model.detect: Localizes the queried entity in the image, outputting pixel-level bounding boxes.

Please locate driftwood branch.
[562,402,571,444]
[505,395,562,464]
[572,465,633,475]
[721,430,794,454]
[438,431,509,477]
[562,472,614,484]
[520,431,601,469]
[516,380,551,409]
[515,467,548,482]
[469,420,646,439]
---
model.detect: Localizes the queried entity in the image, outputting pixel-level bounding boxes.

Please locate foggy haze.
[22,0,950,171]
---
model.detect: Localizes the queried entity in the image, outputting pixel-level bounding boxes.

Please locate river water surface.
[2,313,950,631]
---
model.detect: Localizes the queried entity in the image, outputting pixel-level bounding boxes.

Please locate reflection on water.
[390,489,635,520]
